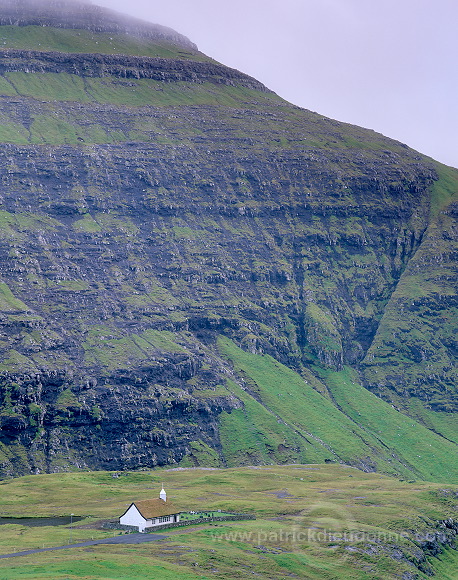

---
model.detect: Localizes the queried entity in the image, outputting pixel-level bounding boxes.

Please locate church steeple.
[160,485,166,502]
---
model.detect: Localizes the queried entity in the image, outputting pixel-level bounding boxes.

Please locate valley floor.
[0,465,456,579]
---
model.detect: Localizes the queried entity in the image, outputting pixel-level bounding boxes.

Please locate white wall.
[146,514,180,529]
[120,504,146,531]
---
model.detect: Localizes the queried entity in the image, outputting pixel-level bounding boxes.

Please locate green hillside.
[218,338,458,482]
[0,24,211,60]
[0,0,456,488]
[0,466,457,580]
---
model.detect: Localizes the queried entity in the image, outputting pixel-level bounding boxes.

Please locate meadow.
[0,465,456,579]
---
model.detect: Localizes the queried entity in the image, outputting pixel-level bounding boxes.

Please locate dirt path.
[0,532,168,559]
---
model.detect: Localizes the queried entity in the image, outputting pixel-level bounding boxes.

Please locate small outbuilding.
[119,487,180,533]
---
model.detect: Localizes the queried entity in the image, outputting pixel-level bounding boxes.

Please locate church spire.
[160,485,166,502]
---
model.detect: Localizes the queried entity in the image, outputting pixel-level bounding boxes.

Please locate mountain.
[0,0,456,482]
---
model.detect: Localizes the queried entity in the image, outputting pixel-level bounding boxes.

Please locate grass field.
[218,337,458,483]
[0,26,213,62]
[0,465,456,579]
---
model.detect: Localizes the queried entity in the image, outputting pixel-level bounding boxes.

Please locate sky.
[95,0,458,168]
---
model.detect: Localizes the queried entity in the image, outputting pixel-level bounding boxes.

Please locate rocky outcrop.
[0,49,270,90]
[0,354,240,475]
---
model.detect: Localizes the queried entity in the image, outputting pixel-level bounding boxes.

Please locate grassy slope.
[218,337,458,483]
[321,367,458,482]
[0,466,456,579]
[431,549,458,580]
[0,22,277,147]
[0,25,212,61]
[0,72,282,147]
[361,164,458,421]
[3,72,268,107]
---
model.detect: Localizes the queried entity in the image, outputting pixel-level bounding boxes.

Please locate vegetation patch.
[0,466,456,579]
[0,282,30,312]
[219,337,458,483]
[0,25,214,62]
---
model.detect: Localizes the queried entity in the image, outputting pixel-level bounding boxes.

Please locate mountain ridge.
[0,1,456,482]
[0,0,197,50]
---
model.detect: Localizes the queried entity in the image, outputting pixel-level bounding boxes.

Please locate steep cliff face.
[361,170,458,413]
[0,0,456,480]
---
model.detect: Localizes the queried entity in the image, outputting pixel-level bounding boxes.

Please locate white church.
[119,486,181,533]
